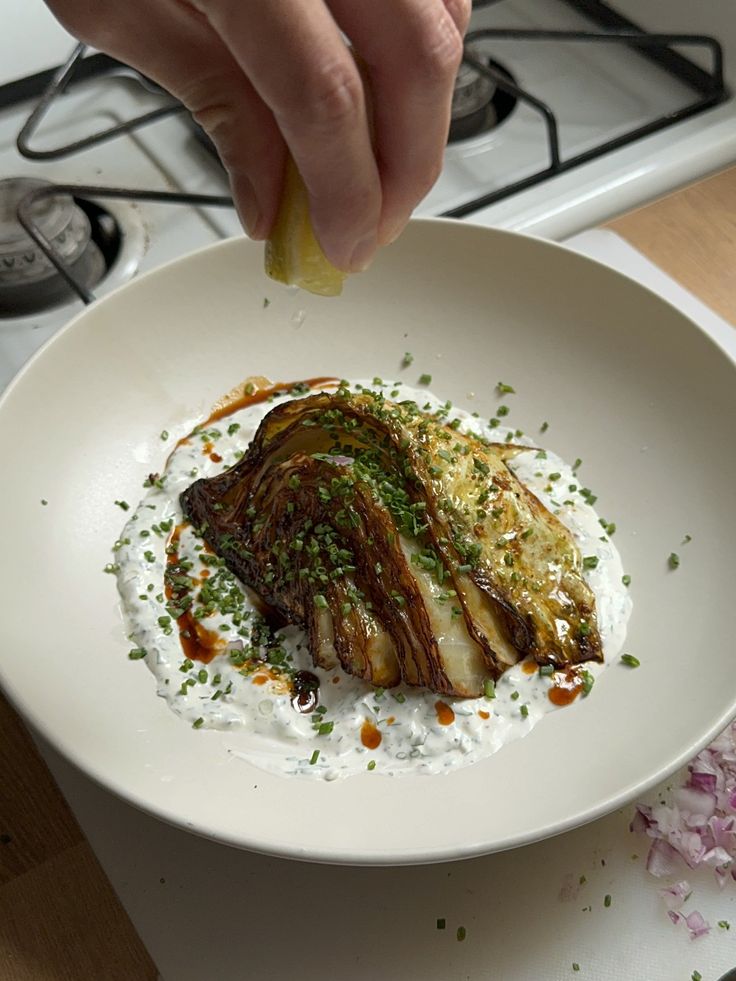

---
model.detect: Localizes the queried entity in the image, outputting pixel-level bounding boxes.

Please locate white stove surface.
[30,234,736,981]
[0,76,240,389]
[421,0,700,217]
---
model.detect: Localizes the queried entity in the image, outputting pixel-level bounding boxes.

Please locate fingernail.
[349,233,378,273]
[379,218,408,248]
[233,174,263,239]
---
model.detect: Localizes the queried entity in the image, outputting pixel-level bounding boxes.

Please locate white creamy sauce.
[115,380,632,780]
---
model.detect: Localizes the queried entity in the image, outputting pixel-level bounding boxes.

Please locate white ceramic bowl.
[0,220,734,865]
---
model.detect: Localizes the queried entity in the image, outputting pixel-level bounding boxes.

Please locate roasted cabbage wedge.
[181,387,602,697]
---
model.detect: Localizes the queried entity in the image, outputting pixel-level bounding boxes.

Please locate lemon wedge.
[265,156,346,297]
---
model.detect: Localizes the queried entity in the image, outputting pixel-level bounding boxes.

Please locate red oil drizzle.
[548,669,584,707]
[478,710,490,720]
[434,700,455,726]
[165,522,225,664]
[521,659,537,676]
[209,452,223,463]
[170,377,340,459]
[205,376,339,426]
[361,719,382,750]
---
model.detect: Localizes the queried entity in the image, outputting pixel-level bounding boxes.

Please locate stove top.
[0,0,734,390]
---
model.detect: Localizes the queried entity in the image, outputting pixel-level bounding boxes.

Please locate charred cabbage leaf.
[181,387,602,697]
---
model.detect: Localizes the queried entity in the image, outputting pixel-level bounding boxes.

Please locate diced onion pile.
[632,720,736,938]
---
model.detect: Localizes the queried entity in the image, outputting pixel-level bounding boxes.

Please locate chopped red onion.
[659,880,691,911]
[634,720,736,938]
[684,910,711,939]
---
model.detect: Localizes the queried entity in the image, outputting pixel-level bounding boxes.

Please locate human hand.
[44,0,470,271]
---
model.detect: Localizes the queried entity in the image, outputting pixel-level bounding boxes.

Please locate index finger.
[196,0,381,272]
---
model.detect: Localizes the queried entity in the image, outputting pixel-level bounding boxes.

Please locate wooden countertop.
[1,165,735,981]
[608,164,736,326]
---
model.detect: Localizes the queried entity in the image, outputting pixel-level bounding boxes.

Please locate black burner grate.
[2,0,728,304]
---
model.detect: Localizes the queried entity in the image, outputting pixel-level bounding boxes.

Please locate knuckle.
[299,60,364,130]
[444,0,472,35]
[413,14,465,81]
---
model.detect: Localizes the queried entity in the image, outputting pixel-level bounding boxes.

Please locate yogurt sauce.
[115,380,632,780]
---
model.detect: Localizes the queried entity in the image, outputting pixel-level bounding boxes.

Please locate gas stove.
[1,0,735,393]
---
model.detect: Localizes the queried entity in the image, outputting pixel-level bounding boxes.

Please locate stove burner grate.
[3,0,729,304]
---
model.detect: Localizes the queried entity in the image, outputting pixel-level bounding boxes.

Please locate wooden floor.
[0,694,158,979]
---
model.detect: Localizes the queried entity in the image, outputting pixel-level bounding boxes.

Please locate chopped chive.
[313,594,328,609]
[520,704,529,718]
[114,500,130,511]
[718,920,730,930]
[620,653,640,668]
[510,690,520,701]
[682,533,692,544]
[668,552,680,569]
[436,918,446,930]
[483,678,496,700]
[402,352,414,368]
[309,749,320,765]
[128,647,147,660]
[497,405,510,417]
[582,555,599,570]
[418,373,432,385]
[317,721,334,736]
[540,421,549,433]
[604,894,611,908]
[456,926,466,942]
[539,664,554,677]
[622,574,631,587]
[160,430,169,440]
[192,717,204,729]
[496,381,515,395]
[580,670,595,696]
[572,965,580,974]
[367,760,376,771]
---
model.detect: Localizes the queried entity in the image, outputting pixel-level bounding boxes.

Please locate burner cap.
[0,177,106,317]
[449,54,518,142]
[452,59,496,122]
